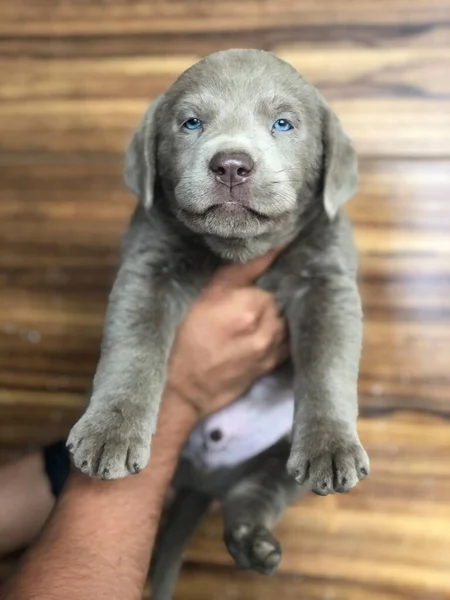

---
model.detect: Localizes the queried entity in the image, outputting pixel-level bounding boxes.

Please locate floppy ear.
[124,96,163,209]
[321,103,358,220]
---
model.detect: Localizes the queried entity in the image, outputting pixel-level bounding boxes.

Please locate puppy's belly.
[181,373,294,470]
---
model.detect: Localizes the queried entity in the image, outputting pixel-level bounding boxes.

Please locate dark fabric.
[43,440,71,498]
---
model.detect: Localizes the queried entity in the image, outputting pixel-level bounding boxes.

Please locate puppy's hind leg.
[222,443,304,575]
[151,488,212,600]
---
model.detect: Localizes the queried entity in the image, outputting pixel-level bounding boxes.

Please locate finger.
[211,247,284,289]
[255,339,290,379]
[254,297,287,340]
[223,314,286,366]
[214,287,279,335]
[247,311,286,358]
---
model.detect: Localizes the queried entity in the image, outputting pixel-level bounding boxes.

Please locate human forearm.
[2,392,196,600]
[1,251,287,599]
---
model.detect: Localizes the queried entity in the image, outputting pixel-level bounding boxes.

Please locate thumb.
[212,247,283,288]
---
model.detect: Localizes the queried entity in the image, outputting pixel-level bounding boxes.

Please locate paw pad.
[225,524,282,575]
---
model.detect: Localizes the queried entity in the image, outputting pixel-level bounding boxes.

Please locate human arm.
[2,251,287,600]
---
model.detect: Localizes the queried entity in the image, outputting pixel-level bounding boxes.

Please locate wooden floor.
[1,1,450,598]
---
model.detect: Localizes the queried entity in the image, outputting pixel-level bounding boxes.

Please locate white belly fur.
[181,374,294,470]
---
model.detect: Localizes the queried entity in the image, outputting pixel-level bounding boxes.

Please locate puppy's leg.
[151,488,212,600]
[286,274,369,495]
[67,237,202,479]
[223,448,302,575]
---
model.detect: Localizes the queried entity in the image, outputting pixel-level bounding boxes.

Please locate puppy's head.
[125,50,357,260]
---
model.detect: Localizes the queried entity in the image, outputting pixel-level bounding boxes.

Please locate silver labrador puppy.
[68,49,368,501]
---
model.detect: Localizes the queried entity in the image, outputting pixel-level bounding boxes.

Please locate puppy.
[67,49,369,591]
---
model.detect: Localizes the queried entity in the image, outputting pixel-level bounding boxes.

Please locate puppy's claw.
[67,408,153,480]
[288,428,369,495]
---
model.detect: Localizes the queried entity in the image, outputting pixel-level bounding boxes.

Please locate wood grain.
[2,0,450,36]
[0,560,430,600]
[1,3,450,157]
[1,1,450,598]
[1,43,450,156]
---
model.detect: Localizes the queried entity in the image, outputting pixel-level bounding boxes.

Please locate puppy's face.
[125,50,357,260]
[158,50,322,242]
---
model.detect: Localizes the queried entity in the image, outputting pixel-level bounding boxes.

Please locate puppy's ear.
[321,102,358,220]
[124,96,163,209]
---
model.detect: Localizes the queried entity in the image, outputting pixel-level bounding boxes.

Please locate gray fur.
[151,488,212,600]
[152,440,301,600]
[67,48,369,579]
[222,441,302,574]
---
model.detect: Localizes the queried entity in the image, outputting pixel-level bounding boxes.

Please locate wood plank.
[0,402,79,448]
[1,42,450,156]
[2,48,449,103]
[2,0,450,36]
[0,560,430,599]
[1,23,448,61]
[168,567,439,600]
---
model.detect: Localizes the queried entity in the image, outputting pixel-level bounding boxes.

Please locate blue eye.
[183,118,203,130]
[272,119,293,132]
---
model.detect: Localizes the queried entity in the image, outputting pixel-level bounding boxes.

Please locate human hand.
[166,250,289,418]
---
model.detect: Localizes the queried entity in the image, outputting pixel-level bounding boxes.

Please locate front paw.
[287,425,369,495]
[67,407,153,480]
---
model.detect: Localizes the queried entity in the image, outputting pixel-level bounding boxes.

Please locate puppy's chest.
[256,260,303,314]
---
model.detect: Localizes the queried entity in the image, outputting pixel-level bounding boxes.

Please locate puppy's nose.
[209,152,254,187]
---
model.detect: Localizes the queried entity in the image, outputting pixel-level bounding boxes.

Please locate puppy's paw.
[224,523,282,574]
[67,407,153,480]
[287,425,369,495]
